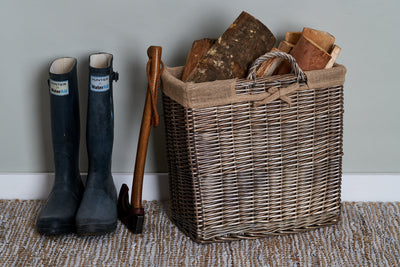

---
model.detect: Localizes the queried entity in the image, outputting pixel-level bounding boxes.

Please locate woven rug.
[0,200,399,266]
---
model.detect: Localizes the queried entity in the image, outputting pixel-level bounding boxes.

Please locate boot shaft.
[76,54,119,234]
[48,57,80,177]
[36,58,83,235]
[87,53,118,173]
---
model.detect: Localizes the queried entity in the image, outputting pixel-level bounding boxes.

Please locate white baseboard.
[0,173,398,201]
[341,173,399,202]
[0,173,169,201]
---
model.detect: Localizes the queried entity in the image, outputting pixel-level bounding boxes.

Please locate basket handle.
[247,51,306,81]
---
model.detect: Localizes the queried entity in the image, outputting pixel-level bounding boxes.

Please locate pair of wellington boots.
[36,53,119,235]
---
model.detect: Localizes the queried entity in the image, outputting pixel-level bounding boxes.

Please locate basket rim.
[161,64,346,109]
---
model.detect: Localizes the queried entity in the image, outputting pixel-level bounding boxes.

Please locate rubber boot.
[36,57,84,234]
[75,53,119,234]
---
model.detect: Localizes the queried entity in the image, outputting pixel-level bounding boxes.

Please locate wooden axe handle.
[132,46,163,209]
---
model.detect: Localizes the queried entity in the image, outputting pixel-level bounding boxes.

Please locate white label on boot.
[90,75,110,92]
[49,80,69,96]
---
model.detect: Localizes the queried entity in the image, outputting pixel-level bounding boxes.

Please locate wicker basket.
[161,52,346,243]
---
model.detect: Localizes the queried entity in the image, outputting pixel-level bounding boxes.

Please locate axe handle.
[132,46,162,209]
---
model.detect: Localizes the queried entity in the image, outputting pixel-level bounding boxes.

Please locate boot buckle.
[112,71,119,82]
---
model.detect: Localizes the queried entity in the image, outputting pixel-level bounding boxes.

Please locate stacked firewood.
[181,11,341,83]
[268,28,341,77]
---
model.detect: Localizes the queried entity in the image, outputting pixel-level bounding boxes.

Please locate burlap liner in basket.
[161,64,346,109]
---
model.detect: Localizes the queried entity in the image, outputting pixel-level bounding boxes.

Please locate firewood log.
[324,45,341,69]
[255,48,283,77]
[290,35,332,71]
[285,32,301,45]
[185,11,276,83]
[276,28,335,74]
[181,39,216,82]
[302,27,335,53]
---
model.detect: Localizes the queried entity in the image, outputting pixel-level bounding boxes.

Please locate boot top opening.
[50,58,76,74]
[90,53,112,69]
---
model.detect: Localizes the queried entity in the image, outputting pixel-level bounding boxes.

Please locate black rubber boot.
[36,57,84,235]
[75,53,119,234]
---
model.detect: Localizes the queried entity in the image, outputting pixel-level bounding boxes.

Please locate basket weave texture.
[161,53,346,243]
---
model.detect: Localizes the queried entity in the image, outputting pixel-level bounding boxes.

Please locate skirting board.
[0,173,398,201]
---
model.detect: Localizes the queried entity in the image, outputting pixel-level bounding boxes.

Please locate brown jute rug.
[0,200,399,266]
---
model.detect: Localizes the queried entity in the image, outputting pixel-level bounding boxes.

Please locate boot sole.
[37,223,75,235]
[76,222,117,235]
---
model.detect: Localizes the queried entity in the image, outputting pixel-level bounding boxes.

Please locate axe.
[117,46,164,233]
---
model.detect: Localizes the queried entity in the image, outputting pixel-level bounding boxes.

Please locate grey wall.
[1,0,399,173]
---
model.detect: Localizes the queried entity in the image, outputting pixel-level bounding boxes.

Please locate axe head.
[117,184,145,234]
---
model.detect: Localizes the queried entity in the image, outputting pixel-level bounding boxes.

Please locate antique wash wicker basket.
[161,52,346,243]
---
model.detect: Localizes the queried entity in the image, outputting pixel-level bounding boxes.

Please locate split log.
[274,41,295,75]
[289,35,332,71]
[185,11,276,83]
[324,45,341,69]
[255,48,283,77]
[285,32,301,44]
[277,28,336,74]
[278,40,295,53]
[181,39,216,82]
[302,27,335,53]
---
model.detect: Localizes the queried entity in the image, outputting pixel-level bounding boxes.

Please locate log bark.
[181,39,216,82]
[185,11,276,83]
[290,35,332,71]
